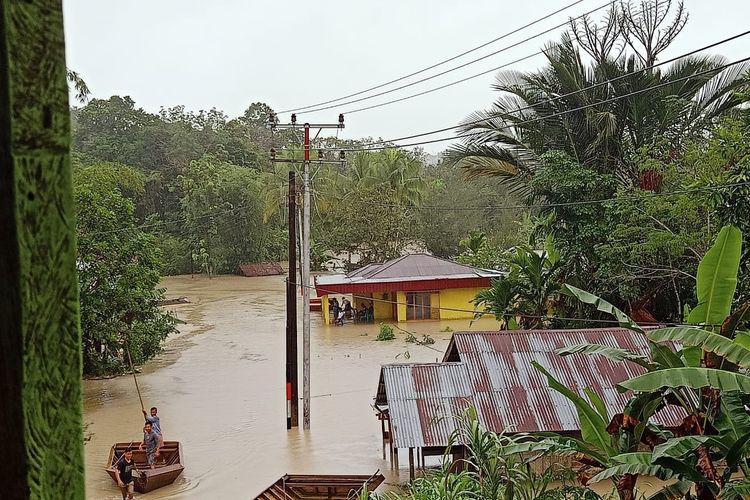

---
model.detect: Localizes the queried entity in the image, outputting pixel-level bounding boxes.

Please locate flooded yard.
[83,274,501,499]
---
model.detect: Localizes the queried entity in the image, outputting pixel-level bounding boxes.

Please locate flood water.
[83,275,502,499]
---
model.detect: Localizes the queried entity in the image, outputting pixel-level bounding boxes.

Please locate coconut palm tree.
[450,1,750,193]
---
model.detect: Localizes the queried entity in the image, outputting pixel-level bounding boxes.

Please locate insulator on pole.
[318,150,323,159]
[339,150,346,160]
[270,148,276,159]
[268,112,277,128]
[338,113,344,126]
[291,113,297,125]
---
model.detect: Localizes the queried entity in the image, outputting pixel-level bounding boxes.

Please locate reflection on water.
[83,275,501,499]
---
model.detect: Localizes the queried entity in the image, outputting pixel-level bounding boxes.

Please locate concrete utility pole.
[269,113,345,430]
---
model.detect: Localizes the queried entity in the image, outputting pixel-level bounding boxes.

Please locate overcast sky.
[63,0,749,154]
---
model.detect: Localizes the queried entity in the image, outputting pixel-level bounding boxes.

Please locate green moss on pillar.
[0,0,85,498]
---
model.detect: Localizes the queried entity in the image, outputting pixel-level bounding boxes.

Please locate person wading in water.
[114,448,136,499]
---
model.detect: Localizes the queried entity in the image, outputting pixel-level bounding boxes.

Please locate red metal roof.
[316,254,503,296]
[316,277,493,295]
[443,329,684,434]
[376,329,685,449]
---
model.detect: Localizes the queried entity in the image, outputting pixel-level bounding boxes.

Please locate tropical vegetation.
[70,0,750,389]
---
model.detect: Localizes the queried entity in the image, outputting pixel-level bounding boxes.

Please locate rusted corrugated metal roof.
[376,329,685,449]
[443,329,684,433]
[236,261,284,277]
[377,363,475,449]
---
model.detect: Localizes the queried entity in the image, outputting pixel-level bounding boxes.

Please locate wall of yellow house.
[438,287,484,320]
[321,295,330,324]
[373,292,393,320]
[396,291,408,322]
[430,292,441,319]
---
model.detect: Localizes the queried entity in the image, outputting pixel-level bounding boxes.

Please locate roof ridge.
[367,254,409,278]
[382,361,466,367]
[451,327,644,336]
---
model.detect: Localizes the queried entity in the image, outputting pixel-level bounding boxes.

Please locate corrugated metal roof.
[443,329,685,433]
[377,363,474,449]
[316,254,504,296]
[350,254,500,280]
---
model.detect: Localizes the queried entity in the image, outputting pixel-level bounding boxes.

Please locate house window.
[406,292,432,320]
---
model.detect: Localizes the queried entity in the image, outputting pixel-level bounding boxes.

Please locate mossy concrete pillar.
[0,0,85,498]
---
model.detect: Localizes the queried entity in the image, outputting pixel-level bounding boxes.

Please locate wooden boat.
[106,441,184,493]
[254,472,385,499]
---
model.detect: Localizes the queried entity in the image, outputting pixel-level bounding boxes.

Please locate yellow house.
[315,254,504,323]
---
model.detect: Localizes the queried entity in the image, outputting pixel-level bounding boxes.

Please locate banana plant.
[548,225,750,499]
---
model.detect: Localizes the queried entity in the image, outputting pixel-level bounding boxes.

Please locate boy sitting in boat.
[139,422,161,469]
[114,448,136,499]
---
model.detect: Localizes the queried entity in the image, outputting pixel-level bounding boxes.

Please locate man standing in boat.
[142,406,164,447]
[139,422,161,469]
[114,448,136,499]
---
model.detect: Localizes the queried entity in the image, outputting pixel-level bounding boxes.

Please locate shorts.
[147,450,156,465]
[120,481,134,494]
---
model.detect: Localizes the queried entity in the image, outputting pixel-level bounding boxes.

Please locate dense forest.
[74,0,749,378]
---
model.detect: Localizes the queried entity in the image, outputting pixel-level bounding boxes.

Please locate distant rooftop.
[316,254,503,294]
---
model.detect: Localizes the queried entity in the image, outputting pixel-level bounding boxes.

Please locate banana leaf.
[734,331,750,350]
[651,342,685,368]
[584,387,609,422]
[652,436,710,462]
[720,480,750,500]
[532,361,615,456]
[500,436,608,465]
[555,343,655,370]
[589,463,674,484]
[561,284,643,332]
[721,302,750,338]
[648,327,750,368]
[618,368,750,393]
[714,392,750,457]
[610,452,654,464]
[645,480,693,500]
[687,225,742,327]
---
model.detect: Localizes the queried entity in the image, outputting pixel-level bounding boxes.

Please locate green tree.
[450,1,749,192]
[74,164,176,375]
[539,226,750,499]
[473,237,564,329]
[177,154,268,274]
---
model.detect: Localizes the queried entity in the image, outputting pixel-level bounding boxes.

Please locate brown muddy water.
[83,275,502,499]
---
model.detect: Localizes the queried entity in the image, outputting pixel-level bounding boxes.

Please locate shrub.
[376,323,395,341]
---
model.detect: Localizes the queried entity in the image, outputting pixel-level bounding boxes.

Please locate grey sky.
[63,0,750,154]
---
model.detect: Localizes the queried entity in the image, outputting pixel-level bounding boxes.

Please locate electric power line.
[340,28,750,118]
[279,0,589,114]
[280,55,750,154]
[294,1,613,116]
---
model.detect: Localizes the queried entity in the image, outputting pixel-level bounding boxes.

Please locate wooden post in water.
[286,171,298,428]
